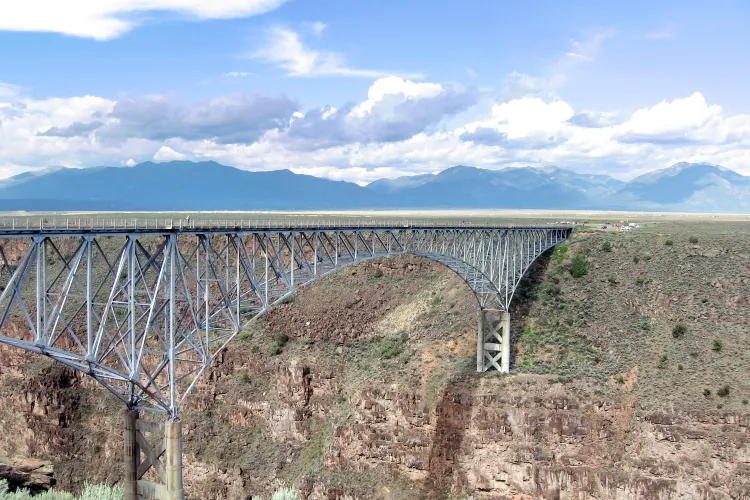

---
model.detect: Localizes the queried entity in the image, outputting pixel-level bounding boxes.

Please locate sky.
[1,0,749,184]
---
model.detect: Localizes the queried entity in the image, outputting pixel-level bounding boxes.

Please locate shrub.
[665,240,674,246]
[271,488,301,500]
[678,364,684,370]
[553,245,569,264]
[743,399,748,405]
[638,318,652,331]
[569,255,588,278]
[713,339,723,352]
[607,276,617,285]
[373,267,384,278]
[658,354,668,369]
[602,241,612,252]
[615,376,625,384]
[701,297,709,304]
[718,385,730,397]
[704,389,711,397]
[0,480,121,500]
[635,276,645,285]
[237,371,251,384]
[672,323,688,339]
[375,332,409,360]
[270,332,290,355]
[689,236,699,244]
[633,255,640,264]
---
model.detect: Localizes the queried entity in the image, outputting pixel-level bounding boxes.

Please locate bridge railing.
[0,217,575,233]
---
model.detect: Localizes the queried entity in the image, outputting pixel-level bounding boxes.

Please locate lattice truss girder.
[0,227,570,415]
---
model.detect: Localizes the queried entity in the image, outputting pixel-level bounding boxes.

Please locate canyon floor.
[2,221,750,499]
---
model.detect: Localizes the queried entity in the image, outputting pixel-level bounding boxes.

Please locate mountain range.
[0,160,747,213]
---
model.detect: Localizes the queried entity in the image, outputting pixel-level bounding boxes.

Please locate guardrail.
[0,217,576,232]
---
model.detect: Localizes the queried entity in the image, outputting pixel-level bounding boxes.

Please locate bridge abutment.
[123,410,184,500]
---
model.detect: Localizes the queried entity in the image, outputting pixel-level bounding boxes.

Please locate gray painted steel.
[0,219,572,417]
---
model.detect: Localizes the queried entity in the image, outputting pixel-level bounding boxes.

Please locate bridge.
[0,217,572,500]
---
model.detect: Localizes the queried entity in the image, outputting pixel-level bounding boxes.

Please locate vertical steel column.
[165,419,184,500]
[34,238,42,343]
[128,236,136,381]
[290,232,295,290]
[86,237,93,359]
[168,236,176,416]
[476,308,484,372]
[501,312,511,373]
[123,410,138,500]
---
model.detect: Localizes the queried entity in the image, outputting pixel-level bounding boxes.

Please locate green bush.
[718,385,730,397]
[569,255,588,278]
[713,339,723,352]
[672,323,687,339]
[607,276,617,285]
[633,255,640,264]
[635,276,645,285]
[602,241,612,252]
[658,354,668,369]
[615,376,625,384]
[375,332,408,359]
[638,318,651,331]
[689,236,699,244]
[664,240,674,246]
[701,297,709,304]
[553,245,569,264]
[373,267,384,278]
[677,364,684,370]
[271,488,301,500]
[0,480,121,500]
[704,389,711,397]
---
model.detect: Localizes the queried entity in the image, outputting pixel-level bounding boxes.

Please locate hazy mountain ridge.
[0,160,746,212]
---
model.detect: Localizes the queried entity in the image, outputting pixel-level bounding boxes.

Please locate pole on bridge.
[123,410,138,500]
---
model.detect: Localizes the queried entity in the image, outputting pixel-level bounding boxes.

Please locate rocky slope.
[2,222,750,499]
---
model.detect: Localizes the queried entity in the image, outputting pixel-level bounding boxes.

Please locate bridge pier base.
[123,410,184,500]
[477,309,511,373]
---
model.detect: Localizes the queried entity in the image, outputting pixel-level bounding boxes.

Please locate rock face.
[0,456,55,492]
[2,226,750,499]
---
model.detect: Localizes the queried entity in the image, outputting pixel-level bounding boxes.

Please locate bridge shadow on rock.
[508,248,555,368]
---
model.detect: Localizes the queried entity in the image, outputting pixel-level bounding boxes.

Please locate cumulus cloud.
[2,78,750,184]
[253,26,422,78]
[98,92,298,144]
[37,121,104,137]
[0,0,287,40]
[281,77,480,148]
[153,146,187,161]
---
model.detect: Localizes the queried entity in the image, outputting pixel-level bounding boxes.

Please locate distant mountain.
[367,165,625,209]
[613,162,750,211]
[0,161,385,211]
[0,160,747,212]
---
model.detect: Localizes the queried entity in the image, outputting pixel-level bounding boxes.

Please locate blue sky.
[1,0,749,183]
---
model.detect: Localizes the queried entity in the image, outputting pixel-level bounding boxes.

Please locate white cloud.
[311,22,326,36]
[222,71,251,78]
[125,159,137,167]
[0,0,288,40]
[2,79,750,184]
[253,26,422,78]
[153,146,187,161]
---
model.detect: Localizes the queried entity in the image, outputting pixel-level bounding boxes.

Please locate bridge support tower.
[477,309,511,373]
[124,411,184,500]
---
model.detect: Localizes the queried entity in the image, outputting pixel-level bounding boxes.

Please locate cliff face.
[2,222,750,499]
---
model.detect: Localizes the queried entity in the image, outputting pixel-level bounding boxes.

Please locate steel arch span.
[0,220,572,417]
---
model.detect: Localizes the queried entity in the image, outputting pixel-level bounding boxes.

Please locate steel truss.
[0,225,571,417]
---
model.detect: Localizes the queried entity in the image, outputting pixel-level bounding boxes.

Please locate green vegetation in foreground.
[0,481,122,500]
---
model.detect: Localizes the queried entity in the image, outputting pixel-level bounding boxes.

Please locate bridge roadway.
[0,217,572,500]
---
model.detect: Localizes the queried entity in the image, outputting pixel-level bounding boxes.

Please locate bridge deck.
[0,217,574,236]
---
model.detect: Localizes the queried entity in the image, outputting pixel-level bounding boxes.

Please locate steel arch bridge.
[0,217,571,499]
